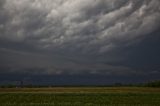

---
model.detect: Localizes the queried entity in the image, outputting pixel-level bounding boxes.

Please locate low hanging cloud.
[0,0,160,75]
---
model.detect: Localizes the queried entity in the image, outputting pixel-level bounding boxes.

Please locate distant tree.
[20,81,24,88]
[114,83,123,87]
[145,80,160,87]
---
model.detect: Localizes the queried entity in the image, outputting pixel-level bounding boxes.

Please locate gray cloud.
[0,0,160,76]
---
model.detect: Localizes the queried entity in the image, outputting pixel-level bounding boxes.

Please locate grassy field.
[0,87,160,106]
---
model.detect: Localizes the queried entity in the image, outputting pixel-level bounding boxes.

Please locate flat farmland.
[0,87,160,106]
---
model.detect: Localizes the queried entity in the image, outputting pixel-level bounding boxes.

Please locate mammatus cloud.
[0,0,160,75]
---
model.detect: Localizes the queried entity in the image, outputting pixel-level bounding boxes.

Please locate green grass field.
[0,87,160,106]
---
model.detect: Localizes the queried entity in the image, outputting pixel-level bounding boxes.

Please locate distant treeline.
[143,80,160,87]
[0,80,160,88]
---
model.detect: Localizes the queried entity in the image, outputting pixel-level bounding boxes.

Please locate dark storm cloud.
[0,0,160,77]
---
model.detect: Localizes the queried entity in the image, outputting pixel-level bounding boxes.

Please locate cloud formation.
[0,0,160,76]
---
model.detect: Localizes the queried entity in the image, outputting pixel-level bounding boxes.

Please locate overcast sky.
[0,0,160,85]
